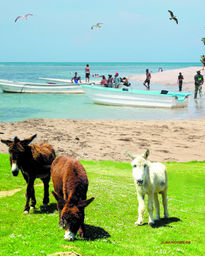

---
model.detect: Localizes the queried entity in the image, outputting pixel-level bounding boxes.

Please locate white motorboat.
[0,80,84,94]
[39,77,100,85]
[80,85,191,108]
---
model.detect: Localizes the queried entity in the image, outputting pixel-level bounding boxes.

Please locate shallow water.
[0,62,204,122]
[0,85,205,122]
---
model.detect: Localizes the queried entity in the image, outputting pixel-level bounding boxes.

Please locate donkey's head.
[52,191,94,241]
[1,134,37,176]
[127,149,150,186]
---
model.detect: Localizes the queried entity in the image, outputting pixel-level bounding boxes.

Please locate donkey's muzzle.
[11,163,19,176]
[137,179,143,186]
[12,170,19,176]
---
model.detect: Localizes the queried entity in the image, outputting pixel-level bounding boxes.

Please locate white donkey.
[127,150,168,226]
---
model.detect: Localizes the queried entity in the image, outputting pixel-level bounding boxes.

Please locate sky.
[0,0,205,62]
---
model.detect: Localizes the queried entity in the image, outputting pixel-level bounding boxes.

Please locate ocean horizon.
[0,61,201,81]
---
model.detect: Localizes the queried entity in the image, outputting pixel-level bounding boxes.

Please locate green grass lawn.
[0,153,204,256]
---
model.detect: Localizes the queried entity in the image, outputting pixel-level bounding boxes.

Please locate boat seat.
[160,90,169,94]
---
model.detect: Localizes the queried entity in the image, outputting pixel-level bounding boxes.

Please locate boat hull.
[39,77,100,85]
[0,81,84,94]
[81,85,191,108]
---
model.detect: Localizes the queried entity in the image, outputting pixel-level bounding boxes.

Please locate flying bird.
[91,23,103,30]
[15,14,33,23]
[168,10,178,24]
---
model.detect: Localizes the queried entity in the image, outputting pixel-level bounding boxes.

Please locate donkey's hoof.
[64,231,75,241]
[135,221,143,226]
[148,221,155,226]
[30,207,35,213]
[23,210,29,214]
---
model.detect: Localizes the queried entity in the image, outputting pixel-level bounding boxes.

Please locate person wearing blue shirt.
[113,73,121,88]
[71,72,82,84]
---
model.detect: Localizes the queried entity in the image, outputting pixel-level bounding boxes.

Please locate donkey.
[1,134,56,213]
[51,155,94,241]
[127,150,168,226]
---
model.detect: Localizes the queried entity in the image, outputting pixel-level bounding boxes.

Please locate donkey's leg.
[78,211,85,238]
[79,223,85,238]
[57,202,64,228]
[24,178,35,214]
[162,189,169,218]
[22,174,36,210]
[135,192,145,226]
[42,175,50,205]
[147,193,154,225]
[154,192,160,221]
[30,186,36,209]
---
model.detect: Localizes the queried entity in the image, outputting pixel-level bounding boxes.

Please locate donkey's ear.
[1,139,12,146]
[52,191,65,206]
[78,197,95,209]
[21,134,37,145]
[125,151,136,160]
[144,149,150,159]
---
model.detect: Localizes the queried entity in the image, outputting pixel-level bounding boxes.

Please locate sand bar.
[129,66,205,92]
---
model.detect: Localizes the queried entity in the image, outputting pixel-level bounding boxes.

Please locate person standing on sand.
[194,70,204,99]
[143,69,151,90]
[85,64,90,83]
[178,72,184,92]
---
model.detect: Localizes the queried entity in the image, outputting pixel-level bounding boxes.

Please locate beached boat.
[80,85,191,108]
[0,80,84,94]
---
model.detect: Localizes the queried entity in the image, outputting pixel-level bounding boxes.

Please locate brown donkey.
[1,134,56,213]
[51,155,94,241]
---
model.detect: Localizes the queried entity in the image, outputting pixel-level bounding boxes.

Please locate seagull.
[91,23,103,30]
[15,14,33,23]
[168,10,178,24]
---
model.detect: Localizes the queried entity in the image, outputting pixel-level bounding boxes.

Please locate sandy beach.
[0,118,205,162]
[1,66,205,163]
[129,66,205,92]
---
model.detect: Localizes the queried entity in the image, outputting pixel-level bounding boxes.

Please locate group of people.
[101,73,120,88]
[71,68,130,89]
[70,64,204,99]
[177,70,204,99]
[100,73,129,88]
[143,68,204,99]
[71,64,91,84]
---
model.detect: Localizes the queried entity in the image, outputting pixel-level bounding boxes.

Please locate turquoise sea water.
[0,62,205,122]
